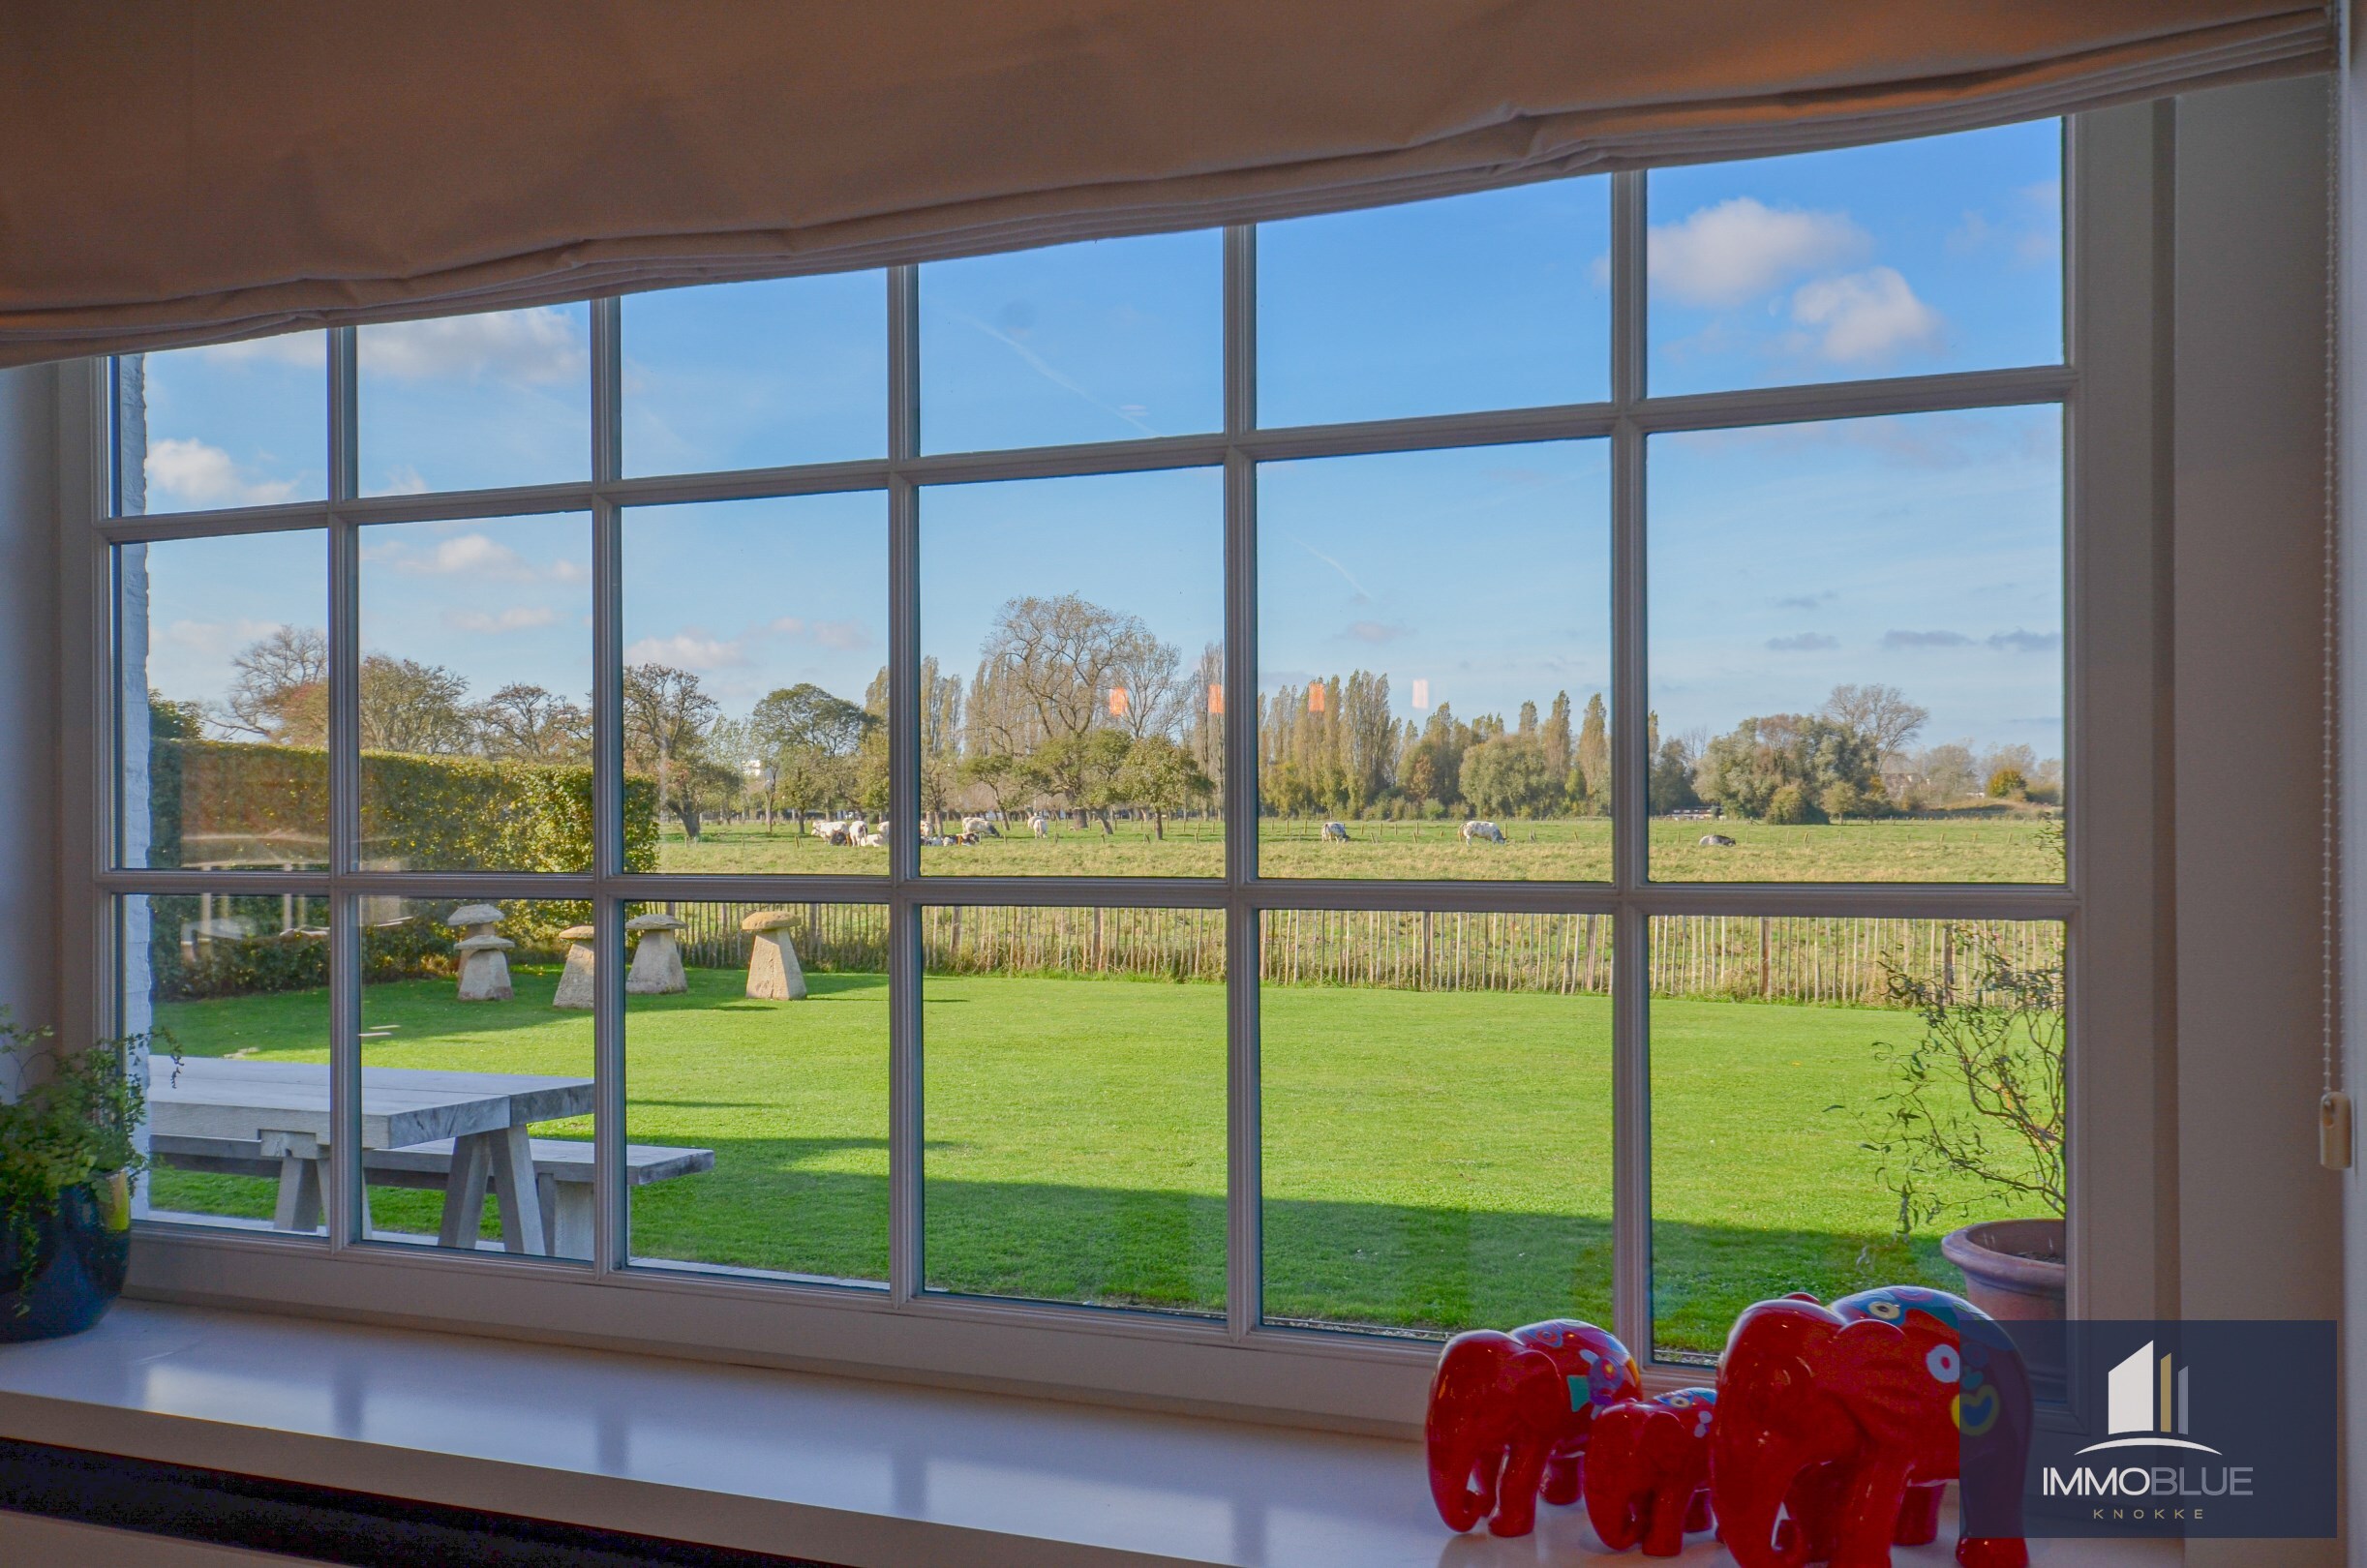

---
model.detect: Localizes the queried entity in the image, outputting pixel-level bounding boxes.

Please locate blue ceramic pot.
[0,1177,130,1342]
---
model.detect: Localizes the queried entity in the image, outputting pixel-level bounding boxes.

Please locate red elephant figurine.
[1425,1318,1641,1537]
[1710,1285,2030,1568]
[1583,1386,1715,1556]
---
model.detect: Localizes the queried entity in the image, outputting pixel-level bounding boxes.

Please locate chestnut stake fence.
[657,904,2060,1008]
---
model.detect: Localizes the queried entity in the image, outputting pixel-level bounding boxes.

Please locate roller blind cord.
[2323,63,2351,1169]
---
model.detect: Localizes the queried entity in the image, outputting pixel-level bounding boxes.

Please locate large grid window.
[102,117,2073,1374]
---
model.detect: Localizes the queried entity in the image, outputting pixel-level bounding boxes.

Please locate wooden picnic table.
[148,1059,594,1254]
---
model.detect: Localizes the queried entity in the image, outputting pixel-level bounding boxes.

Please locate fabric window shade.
[0,1,2333,367]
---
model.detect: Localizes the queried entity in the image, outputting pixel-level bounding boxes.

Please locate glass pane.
[922,906,1226,1314]
[358,305,592,495]
[920,468,1225,876]
[357,513,595,872]
[1647,120,2062,397]
[1649,917,2064,1363]
[1647,407,2064,883]
[1257,442,1612,880]
[623,493,890,875]
[622,274,888,475]
[624,901,888,1284]
[1258,178,1611,427]
[126,891,331,1235]
[920,232,1222,453]
[358,898,595,1260]
[114,334,326,515]
[1261,911,1614,1335]
[117,531,328,871]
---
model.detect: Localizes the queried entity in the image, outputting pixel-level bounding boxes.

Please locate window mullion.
[1223,223,1261,1340]
[325,324,362,1251]
[1608,167,1654,1357]
[887,262,925,1305]
[590,296,626,1275]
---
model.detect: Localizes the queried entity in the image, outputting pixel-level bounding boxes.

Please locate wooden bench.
[151,1134,715,1258]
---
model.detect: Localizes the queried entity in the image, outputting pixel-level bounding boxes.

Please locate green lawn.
[657,810,2060,883]
[148,968,2025,1356]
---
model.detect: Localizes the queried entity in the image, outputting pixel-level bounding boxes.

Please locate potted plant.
[1865,929,2065,1320]
[0,1010,173,1342]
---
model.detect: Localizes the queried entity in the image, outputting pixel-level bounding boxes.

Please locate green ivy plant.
[0,1010,178,1288]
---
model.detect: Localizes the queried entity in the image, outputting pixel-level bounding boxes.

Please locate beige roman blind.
[0,0,2333,366]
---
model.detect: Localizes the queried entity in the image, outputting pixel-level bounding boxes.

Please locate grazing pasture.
[655,808,2059,882]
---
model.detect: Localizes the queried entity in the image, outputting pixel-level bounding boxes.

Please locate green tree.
[1649,737,1703,814]
[1116,736,1213,839]
[1542,691,1572,780]
[1695,713,1883,823]
[1575,693,1610,808]
[1460,733,1557,819]
[360,654,473,755]
[622,663,720,840]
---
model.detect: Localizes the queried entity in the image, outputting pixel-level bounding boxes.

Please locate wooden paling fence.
[666,904,2061,1009]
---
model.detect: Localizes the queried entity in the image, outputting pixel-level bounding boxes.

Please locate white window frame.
[51,106,2171,1428]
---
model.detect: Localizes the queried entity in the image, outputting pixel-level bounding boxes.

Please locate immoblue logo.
[2074,1341,2216,1457]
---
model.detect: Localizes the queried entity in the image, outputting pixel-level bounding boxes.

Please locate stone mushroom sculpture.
[552,924,597,1010]
[447,903,514,1002]
[740,910,809,1001]
[624,912,688,995]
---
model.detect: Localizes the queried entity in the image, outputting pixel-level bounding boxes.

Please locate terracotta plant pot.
[1941,1218,2065,1321]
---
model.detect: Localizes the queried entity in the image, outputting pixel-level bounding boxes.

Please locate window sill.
[0,1302,2177,1568]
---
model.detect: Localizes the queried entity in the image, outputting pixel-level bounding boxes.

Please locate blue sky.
[130,120,2064,761]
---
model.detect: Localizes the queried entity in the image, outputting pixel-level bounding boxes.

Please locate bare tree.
[622,664,719,835]
[222,625,329,745]
[1822,683,1930,760]
[1107,627,1187,741]
[359,654,472,754]
[474,683,590,763]
[976,593,1144,742]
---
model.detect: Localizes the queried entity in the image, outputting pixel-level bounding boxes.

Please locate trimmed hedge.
[146,739,655,873]
[142,739,650,1000]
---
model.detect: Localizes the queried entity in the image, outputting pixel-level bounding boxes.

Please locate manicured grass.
[148,970,2026,1354]
[656,810,2060,884]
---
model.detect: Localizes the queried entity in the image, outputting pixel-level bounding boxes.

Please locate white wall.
[0,363,60,1035]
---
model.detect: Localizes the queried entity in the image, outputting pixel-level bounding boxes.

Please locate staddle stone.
[553,924,597,1010]
[625,914,687,995]
[447,903,504,930]
[740,911,808,1002]
[453,932,515,1002]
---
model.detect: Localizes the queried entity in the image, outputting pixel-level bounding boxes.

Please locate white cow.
[1320,821,1350,842]
[962,815,1001,838]
[1029,814,1051,838]
[857,830,887,848]
[1461,820,1506,844]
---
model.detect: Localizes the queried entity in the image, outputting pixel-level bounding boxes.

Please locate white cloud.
[440,606,558,634]
[385,532,537,581]
[143,437,300,509]
[812,619,871,650]
[767,617,806,637]
[1789,268,1944,364]
[1765,632,1838,652]
[625,632,746,670]
[1649,198,1868,308]
[190,330,327,370]
[358,307,586,385]
[1340,620,1411,645]
[380,466,430,497]
[159,617,281,660]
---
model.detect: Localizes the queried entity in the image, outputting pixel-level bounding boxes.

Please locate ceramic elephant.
[1710,1285,2030,1568]
[1582,1386,1715,1556]
[1424,1318,1641,1537]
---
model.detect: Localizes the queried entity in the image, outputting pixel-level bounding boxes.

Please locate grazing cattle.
[1029,814,1051,838]
[962,815,1001,838]
[1461,820,1506,844]
[1320,821,1350,842]
[1698,833,1737,848]
[856,830,887,848]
